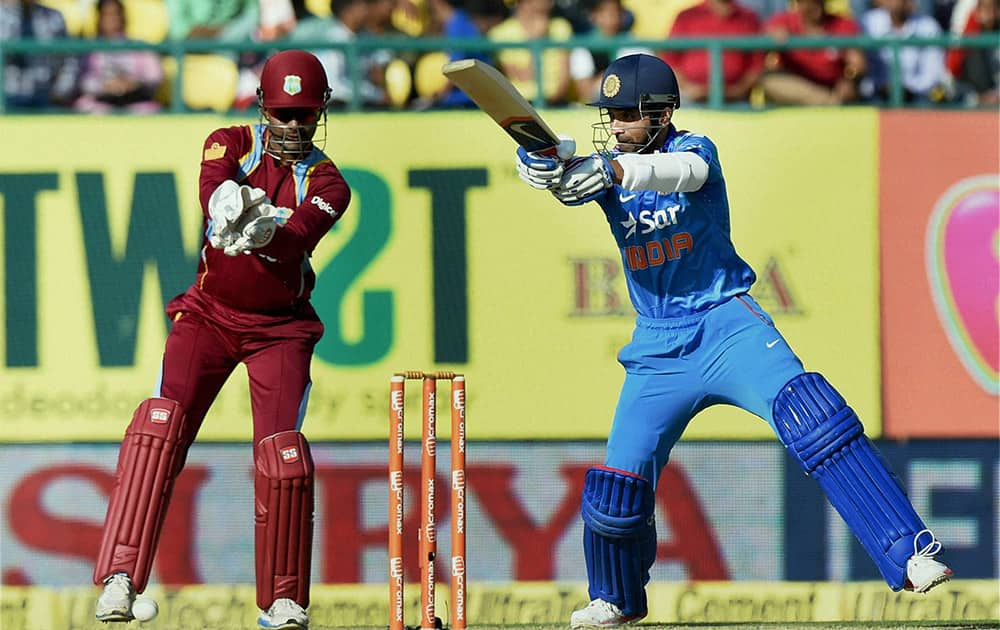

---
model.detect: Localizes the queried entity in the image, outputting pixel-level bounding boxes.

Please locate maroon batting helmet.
[257,50,330,109]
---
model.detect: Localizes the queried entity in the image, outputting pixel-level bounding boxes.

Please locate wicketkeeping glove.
[551,153,615,206]
[223,203,294,256]
[207,180,268,249]
[514,134,577,190]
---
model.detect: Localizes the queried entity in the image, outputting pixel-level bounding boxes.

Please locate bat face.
[442,59,560,153]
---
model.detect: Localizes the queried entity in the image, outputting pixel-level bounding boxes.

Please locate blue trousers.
[607,294,804,487]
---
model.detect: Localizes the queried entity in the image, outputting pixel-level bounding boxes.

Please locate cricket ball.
[131,596,159,622]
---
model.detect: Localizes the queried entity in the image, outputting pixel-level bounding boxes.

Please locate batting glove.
[551,153,615,206]
[515,134,577,190]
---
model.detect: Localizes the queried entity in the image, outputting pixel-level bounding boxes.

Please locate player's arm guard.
[93,398,192,592]
[551,153,615,206]
[580,467,656,618]
[206,180,268,250]
[515,134,576,190]
[254,431,315,610]
[774,372,929,590]
[617,151,709,193]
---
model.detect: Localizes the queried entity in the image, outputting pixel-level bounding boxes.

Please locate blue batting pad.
[773,372,927,590]
[580,467,656,616]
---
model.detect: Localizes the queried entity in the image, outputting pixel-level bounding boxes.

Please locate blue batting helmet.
[588,53,680,110]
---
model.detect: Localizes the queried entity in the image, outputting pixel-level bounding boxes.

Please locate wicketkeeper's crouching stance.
[93,49,351,630]
[514,53,953,629]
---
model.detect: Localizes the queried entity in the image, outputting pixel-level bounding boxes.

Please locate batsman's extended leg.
[93,398,192,621]
[255,431,314,630]
[572,467,655,628]
[773,372,952,592]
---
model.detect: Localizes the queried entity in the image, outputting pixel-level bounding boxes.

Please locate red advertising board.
[879,111,999,438]
[3,441,996,589]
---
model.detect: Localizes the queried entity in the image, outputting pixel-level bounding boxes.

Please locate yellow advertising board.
[3,580,997,628]
[0,110,880,442]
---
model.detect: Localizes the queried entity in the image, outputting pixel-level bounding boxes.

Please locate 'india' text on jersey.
[595,127,755,318]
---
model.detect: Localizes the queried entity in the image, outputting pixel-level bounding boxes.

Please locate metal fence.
[1,34,997,112]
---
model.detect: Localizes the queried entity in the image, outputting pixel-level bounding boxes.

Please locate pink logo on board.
[926,175,999,394]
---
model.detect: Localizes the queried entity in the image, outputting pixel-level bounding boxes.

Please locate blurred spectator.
[488,0,574,105]
[424,0,507,107]
[742,0,792,19]
[849,0,872,22]
[392,0,430,36]
[366,0,401,34]
[861,0,950,102]
[291,0,387,107]
[428,0,506,49]
[167,0,260,110]
[570,0,653,102]
[552,0,604,32]
[166,0,258,41]
[259,0,301,40]
[948,0,978,31]
[660,0,767,103]
[931,0,961,28]
[760,0,867,104]
[0,0,80,108]
[364,0,416,104]
[947,0,999,104]
[624,0,700,40]
[74,0,164,113]
[232,0,318,110]
[467,0,508,32]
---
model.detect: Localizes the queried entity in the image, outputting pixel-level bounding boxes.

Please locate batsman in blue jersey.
[515,54,952,628]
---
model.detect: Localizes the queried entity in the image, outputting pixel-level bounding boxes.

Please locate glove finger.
[208,181,241,223]
[225,234,253,256]
[518,171,558,190]
[516,146,560,171]
[517,162,563,189]
[552,189,580,206]
[240,186,268,209]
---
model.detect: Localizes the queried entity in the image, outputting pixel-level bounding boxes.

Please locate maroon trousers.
[161,287,324,448]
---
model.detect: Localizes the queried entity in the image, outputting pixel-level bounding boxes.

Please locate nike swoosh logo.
[619,193,637,202]
[766,339,780,348]
[507,121,557,151]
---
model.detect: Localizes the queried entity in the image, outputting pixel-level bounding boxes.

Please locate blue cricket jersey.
[595,126,756,318]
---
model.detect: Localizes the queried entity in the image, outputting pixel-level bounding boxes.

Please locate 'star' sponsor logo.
[621,206,681,239]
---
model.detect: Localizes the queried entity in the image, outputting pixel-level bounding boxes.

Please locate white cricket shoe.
[570,598,645,628]
[258,597,309,629]
[95,572,135,622]
[904,529,953,593]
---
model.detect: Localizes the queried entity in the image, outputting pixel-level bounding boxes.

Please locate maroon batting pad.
[254,431,315,610]
[93,398,188,591]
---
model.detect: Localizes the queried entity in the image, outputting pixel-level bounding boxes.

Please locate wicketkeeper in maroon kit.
[92,49,350,630]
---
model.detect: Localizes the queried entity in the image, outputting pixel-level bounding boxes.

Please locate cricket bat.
[442,59,561,154]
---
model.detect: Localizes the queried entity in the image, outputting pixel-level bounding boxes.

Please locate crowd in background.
[0,0,997,113]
